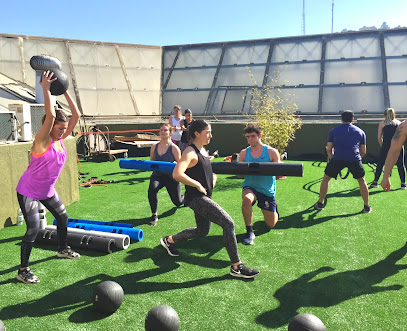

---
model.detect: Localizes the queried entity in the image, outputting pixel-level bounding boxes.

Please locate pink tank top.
[16,139,67,200]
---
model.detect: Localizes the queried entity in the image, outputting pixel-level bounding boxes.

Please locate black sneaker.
[370,181,379,189]
[314,201,324,210]
[242,232,255,245]
[230,263,260,279]
[401,183,406,190]
[160,236,179,257]
[17,268,40,284]
[57,246,81,259]
[361,205,372,213]
[149,215,158,226]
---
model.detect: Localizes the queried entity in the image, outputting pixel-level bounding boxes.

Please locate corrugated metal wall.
[162,29,407,115]
[0,34,162,116]
[1,29,407,117]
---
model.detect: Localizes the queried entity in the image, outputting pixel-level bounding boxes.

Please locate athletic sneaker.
[242,232,256,245]
[401,183,407,190]
[314,201,324,210]
[17,268,40,284]
[56,246,81,259]
[149,215,158,226]
[230,263,260,279]
[370,181,379,189]
[160,236,179,257]
[361,205,372,213]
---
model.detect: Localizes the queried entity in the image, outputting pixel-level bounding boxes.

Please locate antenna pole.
[302,0,306,35]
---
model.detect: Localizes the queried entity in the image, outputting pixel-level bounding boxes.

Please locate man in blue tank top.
[238,124,281,245]
[315,110,371,213]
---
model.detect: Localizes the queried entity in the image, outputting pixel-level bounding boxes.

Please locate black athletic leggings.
[17,192,68,268]
[374,145,405,183]
[172,195,240,264]
[148,173,184,214]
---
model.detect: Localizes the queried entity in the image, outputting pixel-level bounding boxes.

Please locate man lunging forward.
[239,124,281,245]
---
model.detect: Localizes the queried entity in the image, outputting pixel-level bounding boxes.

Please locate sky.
[1,0,406,46]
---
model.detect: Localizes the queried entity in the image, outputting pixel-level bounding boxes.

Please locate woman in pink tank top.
[15,71,81,284]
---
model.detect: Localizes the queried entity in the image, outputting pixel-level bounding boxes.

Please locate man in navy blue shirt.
[315,110,371,213]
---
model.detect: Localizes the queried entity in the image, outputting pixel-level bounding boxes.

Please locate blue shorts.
[243,186,277,212]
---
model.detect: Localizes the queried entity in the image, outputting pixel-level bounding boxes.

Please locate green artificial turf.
[0,158,406,330]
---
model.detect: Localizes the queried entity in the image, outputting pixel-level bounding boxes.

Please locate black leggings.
[374,145,405,183]
[148,174,184,214]
[17,192,68,268]
[172,195,240,264]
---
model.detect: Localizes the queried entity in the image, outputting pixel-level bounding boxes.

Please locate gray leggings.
[172,195,240,264]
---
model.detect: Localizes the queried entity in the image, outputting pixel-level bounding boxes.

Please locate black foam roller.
[35,229,114,254]
[211,162,303,177]
[86,236,115,254]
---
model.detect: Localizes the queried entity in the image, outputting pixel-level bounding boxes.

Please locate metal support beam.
[18,37,26,84]
[262,40,274,87]
[115,45,140,115]
[163,47,181,90]
[379,32,390,108]
[64,41,84,115]
[317,37,327,113]
[203,44,226,114]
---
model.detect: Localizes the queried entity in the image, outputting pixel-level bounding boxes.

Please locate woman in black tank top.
[148,124,184,226]
[159,120,259,279]
[371,108,405,189]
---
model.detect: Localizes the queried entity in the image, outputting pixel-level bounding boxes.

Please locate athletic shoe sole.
[16,274,40,284]
[56,252,80,259]
[229,269,260,279]
[242,236,255,245]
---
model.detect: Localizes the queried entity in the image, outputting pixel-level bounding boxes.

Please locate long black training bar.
[210,162,303,177]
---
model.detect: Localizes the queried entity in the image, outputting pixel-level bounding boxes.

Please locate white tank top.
[170,115,183,141]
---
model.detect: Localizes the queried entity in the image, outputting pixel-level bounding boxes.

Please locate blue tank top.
[242,145,276,197]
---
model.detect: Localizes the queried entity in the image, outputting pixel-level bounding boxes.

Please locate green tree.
[247,68,302,155]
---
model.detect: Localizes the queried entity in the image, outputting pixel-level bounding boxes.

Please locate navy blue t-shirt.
[328,124,366,161]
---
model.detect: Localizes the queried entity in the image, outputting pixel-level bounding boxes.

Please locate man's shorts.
[243,186,277,212]
[324,159,365,179]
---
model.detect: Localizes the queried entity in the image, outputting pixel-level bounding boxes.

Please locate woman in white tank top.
[169,105,184,146]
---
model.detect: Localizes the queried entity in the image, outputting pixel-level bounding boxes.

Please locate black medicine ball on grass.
[288,313,326,331]
[92,280,124,314]
[145,305,180,331]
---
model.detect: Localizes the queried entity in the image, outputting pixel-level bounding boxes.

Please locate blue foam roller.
[54,218,133,228]
[67,222,144,241]
[119,159,175,174]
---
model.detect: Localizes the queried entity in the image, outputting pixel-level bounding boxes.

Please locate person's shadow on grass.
[118,206,180,226]
[124,238,231,270]
[256,242,407,328]
[0,244,230,324]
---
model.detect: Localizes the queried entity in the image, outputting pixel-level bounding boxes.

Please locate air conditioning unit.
[0,111,17,143]
[9,104,45,141]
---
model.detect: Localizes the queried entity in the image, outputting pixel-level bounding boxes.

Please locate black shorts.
[325,159,365,179]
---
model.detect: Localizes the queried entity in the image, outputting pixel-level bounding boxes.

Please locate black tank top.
[181,120,193,143]
[184,144,213,205]
[152,142,175,176]
[382,123,399,148]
